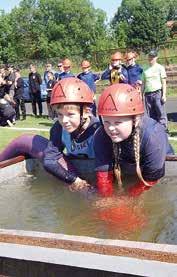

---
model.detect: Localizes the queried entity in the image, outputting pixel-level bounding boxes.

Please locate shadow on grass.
[168,113,177,122]
[39,122,53,127]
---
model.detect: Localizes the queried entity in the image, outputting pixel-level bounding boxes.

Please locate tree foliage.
[112,0,170,52]
[0,0,175,63]
[0,0,110,63]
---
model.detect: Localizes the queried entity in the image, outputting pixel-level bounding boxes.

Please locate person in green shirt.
[142,50,167,130]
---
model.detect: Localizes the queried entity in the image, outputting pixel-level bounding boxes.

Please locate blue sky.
[0,0,121,19]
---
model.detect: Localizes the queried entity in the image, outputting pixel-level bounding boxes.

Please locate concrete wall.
[0,229,176,276]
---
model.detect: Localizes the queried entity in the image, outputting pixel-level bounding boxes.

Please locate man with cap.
[142,50,168,130]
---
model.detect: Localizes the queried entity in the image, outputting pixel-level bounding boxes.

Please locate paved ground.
[166,98,177,122]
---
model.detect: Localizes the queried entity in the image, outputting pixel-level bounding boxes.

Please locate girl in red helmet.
[0,78,100,193]
[94,83,174,197]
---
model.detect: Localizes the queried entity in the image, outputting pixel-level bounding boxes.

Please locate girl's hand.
[69,177,90,192]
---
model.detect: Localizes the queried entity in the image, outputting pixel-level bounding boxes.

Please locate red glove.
[128,180,158,197]
[96,171,114,197]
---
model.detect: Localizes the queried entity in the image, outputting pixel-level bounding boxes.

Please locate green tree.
[112,0,169,52]
[0,11,17,63]
[1,0,110,62]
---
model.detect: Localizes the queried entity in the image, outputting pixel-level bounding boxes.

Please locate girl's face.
[55,105,81,133]
[102,116,133,143]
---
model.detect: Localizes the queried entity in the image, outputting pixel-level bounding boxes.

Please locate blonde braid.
[133,126,152,187]
[113,143,123,189]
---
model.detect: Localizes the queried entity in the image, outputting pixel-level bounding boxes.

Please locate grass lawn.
[170,140,177,152]
[168,121,177,153]
[167,88,177,98]
[12,115,53,129]
[0,115,50,151]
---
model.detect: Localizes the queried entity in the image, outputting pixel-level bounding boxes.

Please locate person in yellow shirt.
[142,50,167,130]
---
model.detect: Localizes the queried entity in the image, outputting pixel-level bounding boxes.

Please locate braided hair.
[112,117,152,188]
[133,123,153,187]
[113,142,122,189]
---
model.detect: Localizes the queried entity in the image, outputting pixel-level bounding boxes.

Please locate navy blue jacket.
[126,64,143,85]
[58,71,75,80]
[77,71,100,93]
[94,116,169,181]
[101,65,128,84]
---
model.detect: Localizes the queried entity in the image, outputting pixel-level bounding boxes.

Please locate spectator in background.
[142,50,168,130]
[43,63,55,85]
[54,62,64,81]
[125,51,143,86]
[0,97,16,127]
[29,64,43,117]
[101,52,128,84]
[46,71,56,119]
[77,60,100,116]
[14,69,26,120]
[0,66,6,99]
[58,58,75,80]
[5,64,16,101]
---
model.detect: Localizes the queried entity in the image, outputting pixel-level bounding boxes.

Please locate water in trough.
[0,167,176,244]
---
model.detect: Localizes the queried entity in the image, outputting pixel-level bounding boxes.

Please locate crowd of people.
[0,50,168,129]
[0,64,26,126]
[0,50,174,200]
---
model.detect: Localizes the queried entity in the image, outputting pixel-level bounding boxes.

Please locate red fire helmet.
[50,77,93,105]
[98,83,144,116]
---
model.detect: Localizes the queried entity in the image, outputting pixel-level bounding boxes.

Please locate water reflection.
[0,171,176,244]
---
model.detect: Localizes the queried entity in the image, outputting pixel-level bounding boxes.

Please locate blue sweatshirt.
[58,71,75,80]
[77,71,100,93]
[101,65,128,84]
[126,64,143,85]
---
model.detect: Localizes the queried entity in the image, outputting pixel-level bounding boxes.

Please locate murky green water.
[0,170,176,244]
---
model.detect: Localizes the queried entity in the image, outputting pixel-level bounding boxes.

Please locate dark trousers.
[14,98,26,119]
[31,92,43,116]
[144,89,167,129]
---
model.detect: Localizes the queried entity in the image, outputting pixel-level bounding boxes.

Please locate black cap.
[148,50,158,57]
